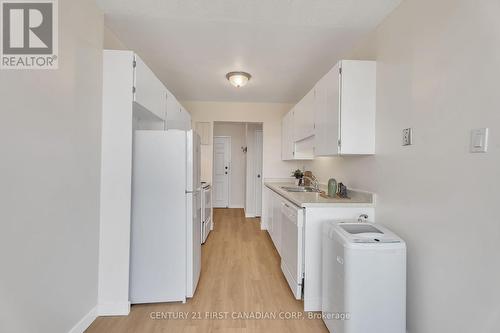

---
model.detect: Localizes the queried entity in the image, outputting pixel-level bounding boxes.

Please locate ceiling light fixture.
[226,71,251,88]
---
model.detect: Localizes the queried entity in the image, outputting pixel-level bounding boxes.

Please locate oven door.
[205,187,212,230]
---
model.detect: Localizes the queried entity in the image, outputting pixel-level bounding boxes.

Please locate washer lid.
[340,224,383,235]
[335,222,404,244]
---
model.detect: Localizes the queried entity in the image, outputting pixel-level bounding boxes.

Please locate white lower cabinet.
[271,191,283,256]
[263,186,303,299]
[263,184,374,311]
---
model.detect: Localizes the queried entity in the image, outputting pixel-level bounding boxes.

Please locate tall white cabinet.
[281,60,376,160]
[99,50,192,316]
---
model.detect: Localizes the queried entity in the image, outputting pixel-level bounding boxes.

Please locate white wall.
[305,0,500,332]
[0,1,104,333]
[213,122,247,208]
[182,101,301,185]
[103,26,128,50]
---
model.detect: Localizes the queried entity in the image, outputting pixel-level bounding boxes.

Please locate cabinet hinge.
[313,123,316,129]
[132,86,136,94]
[338,139,341,146]
[133,60,136,68]
[339,67,342,75]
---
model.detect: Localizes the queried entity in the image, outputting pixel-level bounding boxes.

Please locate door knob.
[225,166,228,170]
[225,172,228,175]
[257,174,261,178]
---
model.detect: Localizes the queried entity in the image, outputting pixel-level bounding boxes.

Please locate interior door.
[213,137,230,208]
[254,130,263,216]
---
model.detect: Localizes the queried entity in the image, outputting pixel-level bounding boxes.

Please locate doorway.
[211,122,263,217]
[212,136,231,208]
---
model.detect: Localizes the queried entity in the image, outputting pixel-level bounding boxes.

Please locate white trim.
[68,306,97,333]
[228,204,244,209]
[97,302,131,316]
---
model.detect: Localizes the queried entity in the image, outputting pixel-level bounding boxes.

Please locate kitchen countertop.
[264,181,375,208]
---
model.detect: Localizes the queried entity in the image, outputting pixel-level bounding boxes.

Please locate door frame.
[212,136,231,208]
[254,130,263,217]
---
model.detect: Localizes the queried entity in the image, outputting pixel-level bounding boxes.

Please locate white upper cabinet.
[181,105,192,130]
[293,87,315,142]
[133,55,167,120]
[315,60,376,156]
[314,63,340,156]
[282,59,376,160]
[281,110,295,160]
[281,108,314,161]
[165,91,192,131]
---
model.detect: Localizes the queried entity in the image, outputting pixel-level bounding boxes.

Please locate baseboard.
[68,306,97,333]
[228,205,244,209]
[97,302,131,316]
[304,297,322,312]
[245,213,256,218]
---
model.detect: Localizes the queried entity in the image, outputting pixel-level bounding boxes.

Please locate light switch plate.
[470,128,488,153]
[402,128,412,146]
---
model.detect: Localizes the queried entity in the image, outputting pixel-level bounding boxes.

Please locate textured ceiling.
[97,0,401,103]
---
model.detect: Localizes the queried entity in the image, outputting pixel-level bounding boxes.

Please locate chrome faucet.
[303,175,320,191]
[358,214,369,223]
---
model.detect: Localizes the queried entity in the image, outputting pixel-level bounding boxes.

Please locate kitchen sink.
[280,186,321,193]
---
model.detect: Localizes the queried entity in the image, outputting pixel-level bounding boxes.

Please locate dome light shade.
[226,71,251,88]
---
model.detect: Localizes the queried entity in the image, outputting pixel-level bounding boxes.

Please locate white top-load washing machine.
[322,221,406,333]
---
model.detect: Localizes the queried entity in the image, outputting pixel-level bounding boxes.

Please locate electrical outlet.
[402,128,412,146]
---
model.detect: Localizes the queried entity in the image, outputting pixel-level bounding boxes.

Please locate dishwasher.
[280,199,304,300]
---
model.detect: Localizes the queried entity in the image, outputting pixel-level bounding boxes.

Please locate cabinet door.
[293,88,315,142]
[181,106,192,130]
[339,60,376,155]
[281,115,287,161]
[314,63,341,156]
[165,91,183,130]
[286,111,295,160]
[133,55,167,120]
[262,187,273,232]
[281,110,295,161]
[271,193,282,256]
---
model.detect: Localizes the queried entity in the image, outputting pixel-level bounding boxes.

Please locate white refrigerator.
[130,129,201,303]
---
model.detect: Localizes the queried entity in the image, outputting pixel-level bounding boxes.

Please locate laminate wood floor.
[86,208,328,333]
